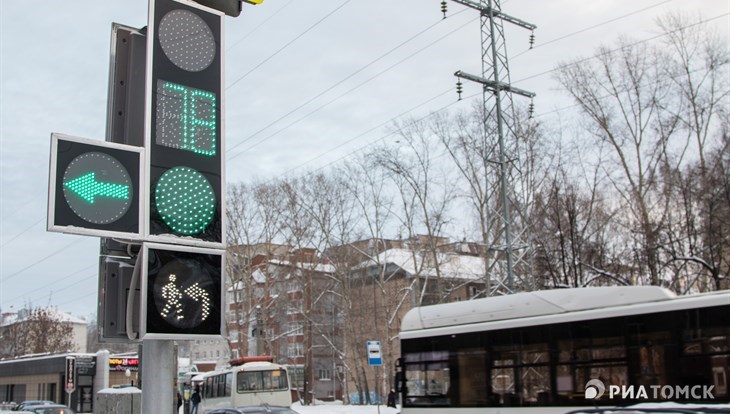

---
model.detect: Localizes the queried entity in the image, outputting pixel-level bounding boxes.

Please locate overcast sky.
[1,0,728,318]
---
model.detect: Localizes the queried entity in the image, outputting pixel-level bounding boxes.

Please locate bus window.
[403,351,450,406]
[456,349,487,406]
[263,369,288,390]
[237,370,288,392]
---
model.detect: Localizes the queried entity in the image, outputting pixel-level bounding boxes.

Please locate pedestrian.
[191,386,201,414]
[177,390,182,413]
[387,388,397,408]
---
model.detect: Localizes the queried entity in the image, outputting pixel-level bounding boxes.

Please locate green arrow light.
[64,172,130,204]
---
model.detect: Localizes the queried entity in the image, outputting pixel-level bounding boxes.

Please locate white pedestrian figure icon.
[161,273,184,320]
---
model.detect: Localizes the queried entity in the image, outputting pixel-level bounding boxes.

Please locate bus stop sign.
[367,340,382,366]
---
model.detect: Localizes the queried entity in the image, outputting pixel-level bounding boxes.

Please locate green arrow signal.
[63,172,130,204]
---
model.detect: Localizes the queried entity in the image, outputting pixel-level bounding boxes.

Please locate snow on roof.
[356,248,485,280]
[1,307,87,327]
[267,259,335,274]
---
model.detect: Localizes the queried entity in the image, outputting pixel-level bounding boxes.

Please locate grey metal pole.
[141,339,176,414]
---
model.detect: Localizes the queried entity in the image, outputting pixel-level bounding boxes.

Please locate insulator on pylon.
[456,79,463,101]
[441,1,448,19]
[529,31,535,49]
[528,99,535,118]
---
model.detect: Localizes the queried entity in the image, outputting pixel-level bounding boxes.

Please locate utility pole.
[448,0,536,293]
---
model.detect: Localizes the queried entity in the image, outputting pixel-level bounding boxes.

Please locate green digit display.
[154,166,215,235]
[156,79,217,156]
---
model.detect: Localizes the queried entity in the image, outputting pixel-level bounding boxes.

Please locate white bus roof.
[400,286,729,339]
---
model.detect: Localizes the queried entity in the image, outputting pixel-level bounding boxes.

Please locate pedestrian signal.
[140,243,223,339]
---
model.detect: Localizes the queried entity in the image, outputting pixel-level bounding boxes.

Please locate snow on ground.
[291,402,400,414]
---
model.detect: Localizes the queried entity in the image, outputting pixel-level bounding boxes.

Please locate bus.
[396,286,730,413]
[198,356,292,413]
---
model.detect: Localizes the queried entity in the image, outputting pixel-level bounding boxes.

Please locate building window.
[288,342,304,357]
[289,322,304,336]
[318,369,331,381]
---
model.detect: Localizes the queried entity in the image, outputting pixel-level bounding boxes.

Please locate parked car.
[0,410,32,414]
[13,401,54,411]
[24,405,75,414]
[206,406,300,414]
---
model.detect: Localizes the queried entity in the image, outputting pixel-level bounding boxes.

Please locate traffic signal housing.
[140,243,223,339]
[146,0,224,248]
[193,0,242,17]
[48,133,143,239]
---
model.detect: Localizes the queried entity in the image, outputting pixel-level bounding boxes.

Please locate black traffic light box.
[146,0,224,247]
[140,243,224,339]
[48,133,143,239]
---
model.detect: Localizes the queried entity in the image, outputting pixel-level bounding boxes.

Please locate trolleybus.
[198,356,292,413]
[397,286,729,413]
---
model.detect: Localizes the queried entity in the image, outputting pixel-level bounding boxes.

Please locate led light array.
[154,166,215,235]
[64,172,130,203]
[156,80,217,156]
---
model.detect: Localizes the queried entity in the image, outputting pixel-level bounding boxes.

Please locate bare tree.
[555,12,729,290]
[368,117,456,305]
[226,182,287,358]
[1,307,75,358]
[556,36,679,286]
[654,13,730,291]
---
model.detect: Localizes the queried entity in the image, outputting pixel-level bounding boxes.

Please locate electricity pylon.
[449,0,536,293]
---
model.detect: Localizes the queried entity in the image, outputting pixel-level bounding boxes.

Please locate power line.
[5,263,95,304]
[226,0,354,92]
[0,218,42,249]
[226,10,468,155]
[227,15,478,161]
[261,12,728,182]
[513,12,729,85]
[0,237,85,283]
[512,0,675,60]
[278,88,457,178]
[226,0,295,52]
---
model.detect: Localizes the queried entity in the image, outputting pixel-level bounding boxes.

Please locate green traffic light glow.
[64,172,130,203]
[61,151,133,225]
[156,80,217,156]
[155,166,215,235]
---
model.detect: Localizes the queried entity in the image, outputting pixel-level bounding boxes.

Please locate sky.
[1,0,728,319]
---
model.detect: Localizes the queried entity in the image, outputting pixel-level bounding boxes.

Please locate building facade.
[225,237,488,404]
[0,307,88,359]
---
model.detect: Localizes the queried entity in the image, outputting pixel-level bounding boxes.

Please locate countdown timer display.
[156,80,217,156]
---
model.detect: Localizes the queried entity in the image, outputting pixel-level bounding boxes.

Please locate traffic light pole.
[141,339,176,414]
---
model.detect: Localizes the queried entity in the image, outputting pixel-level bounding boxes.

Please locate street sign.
[65,356,76,394]
[48,133,144,239]
[367,340,383,366]
[145,0,224,248]
[139,242,224,339]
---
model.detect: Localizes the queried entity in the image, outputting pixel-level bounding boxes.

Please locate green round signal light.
[155,166,215,235]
